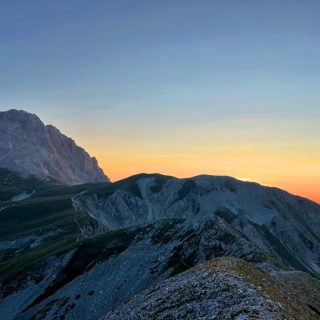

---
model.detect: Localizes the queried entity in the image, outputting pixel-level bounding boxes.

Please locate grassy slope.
[0,168,53,202]
[0,172,166,282]
[0,170,110,282]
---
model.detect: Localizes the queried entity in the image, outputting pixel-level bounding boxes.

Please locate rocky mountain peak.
[0,109,109,185]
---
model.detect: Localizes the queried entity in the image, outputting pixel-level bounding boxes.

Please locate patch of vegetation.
[215,207,237,224]
[150,219,184,244]
[0,196,77,240]
[0,232,79,282]
[0,168,54,202]
[150,175,172,193]
[0,184,94,282]
[23,226,147,310]
[0,168,109,203]
[223,181,237,192]
[163,248,193,277]
[257,224,310,273]
[0,174,175,284]
[30,182,108,200]
[178,180,197,200]
[94,173,173,199]
[298,230,315,252]
[205,257,320,320]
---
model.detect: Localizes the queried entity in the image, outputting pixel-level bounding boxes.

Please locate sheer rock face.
[0,109,109,185]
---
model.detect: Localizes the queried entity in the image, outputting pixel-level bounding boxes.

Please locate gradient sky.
[1,1,319,203]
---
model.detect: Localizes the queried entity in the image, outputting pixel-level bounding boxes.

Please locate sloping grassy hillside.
[0,170,109,282]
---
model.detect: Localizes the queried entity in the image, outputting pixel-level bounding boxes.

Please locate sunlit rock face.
[0,109,109,185]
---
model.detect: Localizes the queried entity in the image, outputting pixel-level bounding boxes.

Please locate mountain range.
[0,110,319,320]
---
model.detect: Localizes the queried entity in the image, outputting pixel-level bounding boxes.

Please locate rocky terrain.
[106,257,320,320]
[0,109,109,185]
[0,172,319,319]
[75,173,320,276]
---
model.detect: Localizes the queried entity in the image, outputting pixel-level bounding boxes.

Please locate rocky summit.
[0,109,109,185]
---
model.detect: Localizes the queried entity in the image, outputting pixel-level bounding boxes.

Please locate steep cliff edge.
[0,109,109,185]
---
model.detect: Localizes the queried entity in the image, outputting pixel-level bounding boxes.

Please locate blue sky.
[1,0,319,118]
[0,1,320,201]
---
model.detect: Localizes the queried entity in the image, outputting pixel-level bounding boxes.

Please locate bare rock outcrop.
[0,109,109,185]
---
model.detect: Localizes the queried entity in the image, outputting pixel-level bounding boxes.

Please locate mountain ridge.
[73,173,320,276]
[0,109,109,185]
[0,171,320,319]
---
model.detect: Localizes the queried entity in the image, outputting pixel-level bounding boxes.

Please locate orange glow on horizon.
[99,161,320,205]
[67,117,320,205]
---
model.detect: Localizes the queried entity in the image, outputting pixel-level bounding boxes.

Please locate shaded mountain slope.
[0,173,319,319]
[1,214,274,320]
[75,173,320,276]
